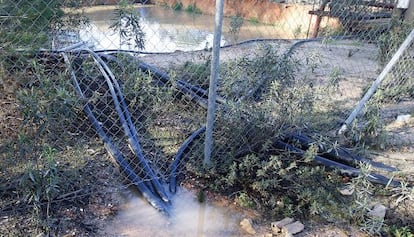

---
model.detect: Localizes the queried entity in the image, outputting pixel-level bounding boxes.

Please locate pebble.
[282,221,305,236]
[396,114,411,123]
[240,218,256,235]
[271,217,294,233]
[368,203,387,220]
[271,217,304,236]
[339,187,354,196]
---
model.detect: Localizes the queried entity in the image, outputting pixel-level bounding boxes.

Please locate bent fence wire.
[1,0,413,225]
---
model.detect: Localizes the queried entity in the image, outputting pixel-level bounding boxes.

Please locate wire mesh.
[1,0,413,235]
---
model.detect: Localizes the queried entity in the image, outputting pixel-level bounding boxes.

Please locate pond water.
[106,187,246,236]
[79,5,289,52]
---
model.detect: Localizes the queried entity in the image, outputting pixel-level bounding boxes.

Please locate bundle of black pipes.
[56,36,409,215]
[62,48,209,214]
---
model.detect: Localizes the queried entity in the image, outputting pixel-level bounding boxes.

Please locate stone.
[282,221,305,235]
[271,217,294,233]
[339,187,354,196]
[396,114,411,123]
[368,203,387,220]
[240,218,256,235]
[263,233,273,237]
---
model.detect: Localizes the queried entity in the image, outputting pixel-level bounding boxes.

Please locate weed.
[390,180,414,206]
[16,59,81,145]
[220,44,299,101]
[228,15,244,43]
[293,25,303,38]
[19,146,60,232]
[377,20,413,65]
[349,92,386,149]
[179,59,211,89]
[110,0,146,50]
[344,162,388,235]
[185,4,202,14]
[249,17,259,24]
[328,66,343,91]
[172,2,183,11]
[387,226,414,237]
[236,192,255,208]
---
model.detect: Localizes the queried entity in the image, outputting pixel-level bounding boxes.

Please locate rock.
[396,114,411,123]
[282,221,305,236]
[240,218,256,235]
[339,187,354,196]
[263,233,273,237]
[271,217,294,233]
[368,203,387,220]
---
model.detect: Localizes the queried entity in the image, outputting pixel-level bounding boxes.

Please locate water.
[79,5,287,52]
[106,188,245,237]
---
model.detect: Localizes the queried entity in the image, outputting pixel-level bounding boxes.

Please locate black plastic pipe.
[169,126,206,194]
[284,133,398,172]
[61,53,171,214]
[273,140,401,187]
[85,49,171,203]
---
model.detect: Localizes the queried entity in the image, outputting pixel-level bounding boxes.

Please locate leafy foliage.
[110,0,146,50]
[228,15,244,43]
[0,0,64,49]
[19,147,60,219]
[17,59,81,144]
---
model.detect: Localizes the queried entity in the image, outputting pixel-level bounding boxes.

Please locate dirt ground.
[1,39,413,236]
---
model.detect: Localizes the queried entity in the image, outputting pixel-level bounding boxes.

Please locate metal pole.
[338,29,414,134]
[204,0,225,166]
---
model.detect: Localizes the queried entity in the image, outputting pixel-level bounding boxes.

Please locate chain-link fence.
[1,0,413,235]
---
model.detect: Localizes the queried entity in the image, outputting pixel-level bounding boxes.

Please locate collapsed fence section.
[1,0,414,235]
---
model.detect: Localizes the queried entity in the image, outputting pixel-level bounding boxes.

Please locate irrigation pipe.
[98,54,210,108]
[61,53,171,214]
[285,133,398,172]
[96,53,170,195]
[93,53,212,192]
[93,35,355,103]
[92,35,353,55]
[169,126,206,194]
[83,48,171,203]
[338,29,414,134]
[273,140,402,187]
[137,61,228,104]
[137,62,210,107]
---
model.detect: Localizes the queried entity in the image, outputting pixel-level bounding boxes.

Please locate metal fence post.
[204,0,225,166]
[338,29,414,134]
